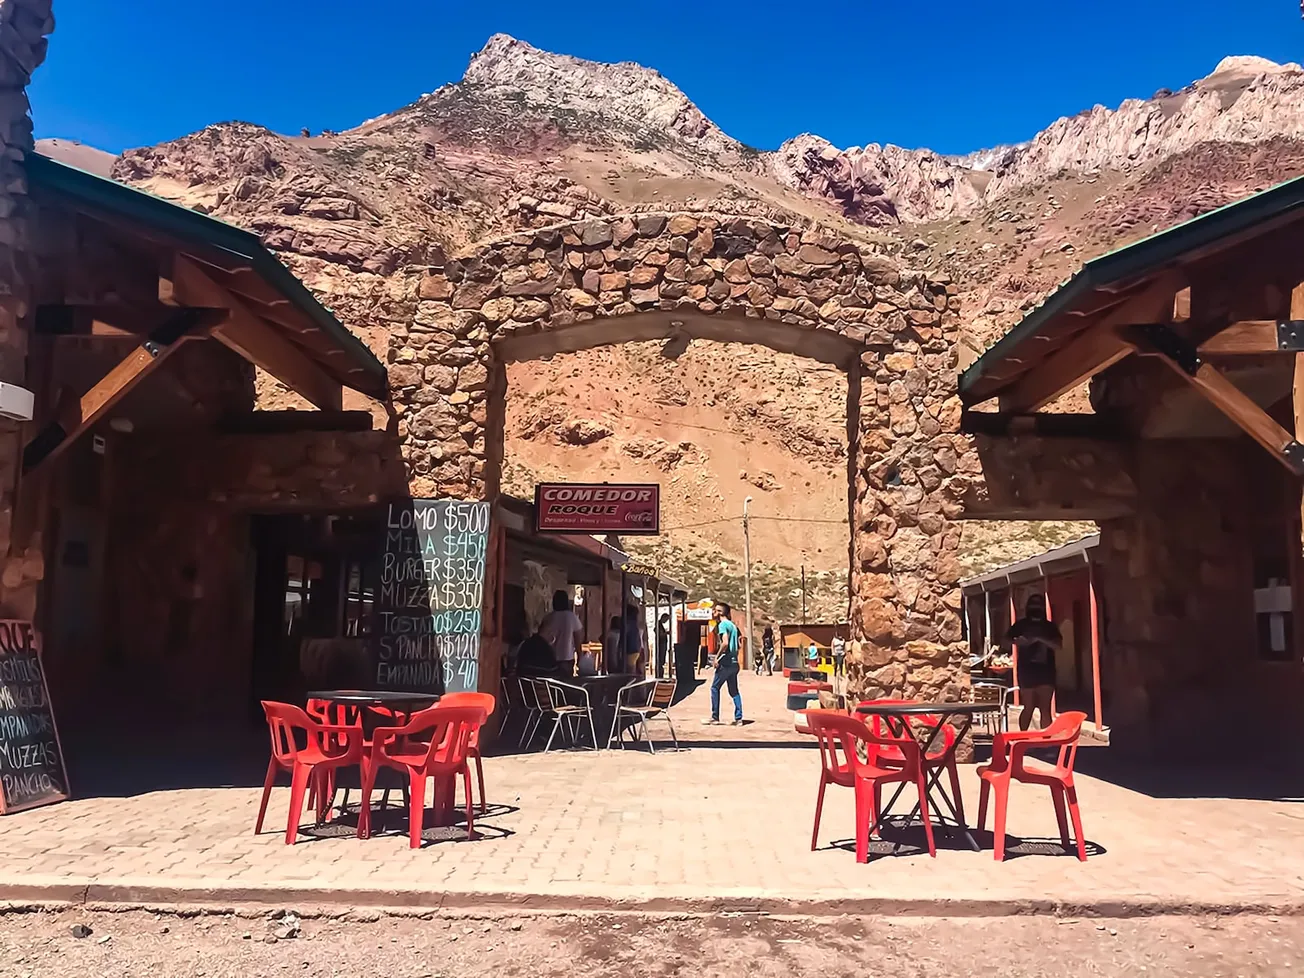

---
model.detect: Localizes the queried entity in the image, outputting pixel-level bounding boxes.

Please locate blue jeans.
[710,663,742,721]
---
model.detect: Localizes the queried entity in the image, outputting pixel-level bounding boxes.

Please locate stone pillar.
[847,272,968,705]
[388,267,494,500]
[0,0,53,618]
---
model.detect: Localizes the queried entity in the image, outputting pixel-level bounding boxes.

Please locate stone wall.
[387,212,976,704]
[0,0,52,618]
[1092,439,1304,755]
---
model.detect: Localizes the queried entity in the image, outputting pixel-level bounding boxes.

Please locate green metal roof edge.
[25,152,388,394]
[958,172,1304,401]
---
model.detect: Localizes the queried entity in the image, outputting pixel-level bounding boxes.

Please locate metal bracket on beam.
[1283,441,1304,476]
[1131,323,1202,375]
[1277,320,1304,351]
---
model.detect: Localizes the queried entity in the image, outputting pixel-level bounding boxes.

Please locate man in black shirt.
[1003,593,1061,730]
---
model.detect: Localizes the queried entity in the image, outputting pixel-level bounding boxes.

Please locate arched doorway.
[388,212,970,702]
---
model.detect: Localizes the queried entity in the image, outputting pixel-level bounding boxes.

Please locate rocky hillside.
[43,37,1304,613]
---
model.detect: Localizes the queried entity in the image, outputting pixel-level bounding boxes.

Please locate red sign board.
[534,483,660,535]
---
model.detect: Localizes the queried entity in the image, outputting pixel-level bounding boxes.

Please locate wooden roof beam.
[998,272,1185,413]
[163,256,343,410]
[1198,319,1304,355]
[998,327,1135,413]
[1130,322,1304,475]
[21,307,216,474]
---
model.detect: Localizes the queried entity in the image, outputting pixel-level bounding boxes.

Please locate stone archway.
[387,212,971,701]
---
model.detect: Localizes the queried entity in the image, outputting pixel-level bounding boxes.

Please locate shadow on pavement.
[1076,751,1304,802]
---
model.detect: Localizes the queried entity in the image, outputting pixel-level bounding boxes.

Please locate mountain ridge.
[36,35,1304,606]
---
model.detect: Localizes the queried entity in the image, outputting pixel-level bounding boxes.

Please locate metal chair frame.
[971,681,1010,737]
[608,678,678,752]
[539,679,599,752]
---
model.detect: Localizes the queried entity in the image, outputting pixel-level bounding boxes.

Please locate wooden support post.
[1088,560,1104,731]
[983,589,992,658]
[1291,286,1304,651]
[1008,588,1020,707]
[1042,579,1057,717]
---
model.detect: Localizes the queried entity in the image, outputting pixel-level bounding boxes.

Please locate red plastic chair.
[304,698,364,817]
[859,698,967,826]
[977,711,1088,861]
[799,707,854,849]
[257,701,365,845]
[358,704,487,848]
[805,711,936,863]
[437,691,496,813]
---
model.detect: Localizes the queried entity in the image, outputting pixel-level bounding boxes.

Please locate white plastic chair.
[608,678,678,753]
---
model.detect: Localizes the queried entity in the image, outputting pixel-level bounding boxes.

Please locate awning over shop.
[960,534,1100,594]
[21,154,388,472]
[959,174,1304,474]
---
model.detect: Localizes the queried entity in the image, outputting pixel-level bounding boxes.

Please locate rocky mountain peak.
[431,32,746,163]
[1202,55,1302,86]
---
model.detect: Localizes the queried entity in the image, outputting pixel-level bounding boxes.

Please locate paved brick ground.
[3,672,1302,913]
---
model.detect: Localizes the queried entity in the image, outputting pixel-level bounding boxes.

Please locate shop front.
[495,495,687,681]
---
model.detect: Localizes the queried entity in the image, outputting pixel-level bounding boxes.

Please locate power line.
[752,516,848,525]
[658,517,739,531]
[659,515,848,532]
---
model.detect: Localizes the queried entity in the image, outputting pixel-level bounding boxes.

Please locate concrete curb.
[1,877,1301,919]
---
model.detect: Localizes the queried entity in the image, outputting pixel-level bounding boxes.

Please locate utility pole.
[801,564,807,627]
[742,496,754,673]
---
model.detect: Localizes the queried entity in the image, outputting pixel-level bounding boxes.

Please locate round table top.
[307,689,441,707]
[573,673,641,683]
[854,701,988,716]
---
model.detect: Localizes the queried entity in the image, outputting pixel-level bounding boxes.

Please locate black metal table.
[854,701,986,852]
[305,690,442,831]
[306,689,440,729]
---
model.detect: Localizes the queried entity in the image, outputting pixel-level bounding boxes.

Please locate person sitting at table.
[517,631,558,676]
[1002,593,1061,730]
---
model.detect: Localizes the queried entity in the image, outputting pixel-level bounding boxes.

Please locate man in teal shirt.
[704,603,744,725]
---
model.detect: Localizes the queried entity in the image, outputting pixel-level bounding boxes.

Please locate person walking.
[537,590,583,678]
[703,603,743,725]
[655,613,671,679]
[1003,593,1060,730]
[758,623,776,676]
[831,632,846,678]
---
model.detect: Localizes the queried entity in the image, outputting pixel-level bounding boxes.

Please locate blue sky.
[28,0,1302,157]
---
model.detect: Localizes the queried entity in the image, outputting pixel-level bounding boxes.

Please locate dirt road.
[0,909,1298,978]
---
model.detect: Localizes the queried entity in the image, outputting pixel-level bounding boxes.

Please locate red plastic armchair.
[358,704,487,848]
[805,711,936,863]
[977,710,1088,861]
[799,707,854,849]
[257,701,365,845]
[437,691,497,813]
[304,698,364,817]
[859,698,967,826]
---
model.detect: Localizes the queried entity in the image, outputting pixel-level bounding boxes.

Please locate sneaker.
[731,718,745,726]
[701,717,721,725]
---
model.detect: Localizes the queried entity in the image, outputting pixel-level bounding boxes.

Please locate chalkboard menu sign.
[373,498,491,695]
[0,620,68,814]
